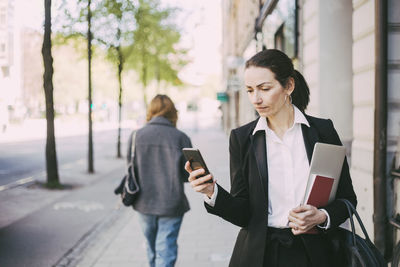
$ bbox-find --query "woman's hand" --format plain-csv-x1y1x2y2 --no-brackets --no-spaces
184,161,216,198
288,204,327,235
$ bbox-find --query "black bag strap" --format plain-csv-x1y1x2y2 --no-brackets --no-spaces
338,199,373,245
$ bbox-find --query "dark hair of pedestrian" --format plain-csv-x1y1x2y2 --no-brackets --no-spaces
245,49,310,112
147,94,178,127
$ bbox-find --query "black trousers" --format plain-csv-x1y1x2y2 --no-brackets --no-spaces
263,227,333,267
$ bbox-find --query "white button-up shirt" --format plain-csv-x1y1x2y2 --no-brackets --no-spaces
252,106,310,227
205,105,330,229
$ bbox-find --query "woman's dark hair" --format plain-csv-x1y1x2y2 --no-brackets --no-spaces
245,49,310,112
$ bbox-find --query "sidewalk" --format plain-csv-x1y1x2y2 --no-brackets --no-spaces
72,127,239,267
0,150,125,229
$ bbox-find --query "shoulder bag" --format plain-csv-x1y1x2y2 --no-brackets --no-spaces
327,199,387,267
114,131,140,206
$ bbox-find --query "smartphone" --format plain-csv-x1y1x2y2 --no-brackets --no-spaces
182,148,213,183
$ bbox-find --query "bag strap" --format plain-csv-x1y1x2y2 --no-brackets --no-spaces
130,131,136,161
126,131,137,168
338,199,373,245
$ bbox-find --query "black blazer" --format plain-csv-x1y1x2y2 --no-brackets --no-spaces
205,114,357,267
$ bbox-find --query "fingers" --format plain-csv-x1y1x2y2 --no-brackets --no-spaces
288,214,303,227
288,222,304,235
185,160,215,196
190,174,213,186
291,227,304,235
288,205,322,234
289,210,312,222
192,179,214,193
288,214,309,232
191,176,215,196
289,221,312,235
184,161,192,173
188,168,207,182
289,204,315,219
291,204,312,213
288,221,299,232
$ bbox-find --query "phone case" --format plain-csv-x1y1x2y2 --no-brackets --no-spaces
182,148,212,183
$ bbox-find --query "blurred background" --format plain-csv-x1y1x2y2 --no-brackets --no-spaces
1,0,400,266
0,0,223,139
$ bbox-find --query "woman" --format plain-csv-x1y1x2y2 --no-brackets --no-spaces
131,94,192,267
185,49,357,267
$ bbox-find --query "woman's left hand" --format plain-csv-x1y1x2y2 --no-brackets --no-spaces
288,205,327,235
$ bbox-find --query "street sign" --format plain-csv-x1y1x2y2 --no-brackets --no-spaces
217,92,228,102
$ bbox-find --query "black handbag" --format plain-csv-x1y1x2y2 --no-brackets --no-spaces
114,131,140,206
327,199,387,267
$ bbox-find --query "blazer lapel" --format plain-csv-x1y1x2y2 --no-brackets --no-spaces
250,131,268,199
301,123,320,163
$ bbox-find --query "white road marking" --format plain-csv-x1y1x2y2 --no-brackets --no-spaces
53,201,104,212
16,177,34,185
0,176,35,192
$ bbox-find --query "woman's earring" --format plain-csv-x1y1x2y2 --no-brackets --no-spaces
289,95,292,104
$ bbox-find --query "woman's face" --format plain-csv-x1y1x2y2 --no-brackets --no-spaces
244,67,292,118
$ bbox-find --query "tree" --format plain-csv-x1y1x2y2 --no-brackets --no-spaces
42,0,60,187
55,0,97,173
95,0,135,158
54,0,186,161
87,0,94,173
128,0,187,108
55,0,135,159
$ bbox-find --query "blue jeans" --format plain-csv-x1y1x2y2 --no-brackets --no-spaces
138,213,183,267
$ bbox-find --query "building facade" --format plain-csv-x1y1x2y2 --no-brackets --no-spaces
0,0,14,128
220,0,400,259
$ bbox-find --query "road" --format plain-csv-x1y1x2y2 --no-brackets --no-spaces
0,127,133,267
0,115,222,267
0,128,131,187
0,163,126,267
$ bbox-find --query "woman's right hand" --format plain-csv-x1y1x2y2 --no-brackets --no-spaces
184,161,215,198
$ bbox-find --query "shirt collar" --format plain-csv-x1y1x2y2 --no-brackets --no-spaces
252,105,310,135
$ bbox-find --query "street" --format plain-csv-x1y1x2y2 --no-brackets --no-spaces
0,125,133,266
0,164,124,267
0,116,239,267
0,128,131,187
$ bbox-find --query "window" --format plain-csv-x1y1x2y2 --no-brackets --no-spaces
274,24,284,51
262,0,298,59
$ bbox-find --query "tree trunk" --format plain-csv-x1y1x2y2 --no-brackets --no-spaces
87,0,94,173
141,51,148,109
42,0,60,187
156,57,160,94
116,42,123,158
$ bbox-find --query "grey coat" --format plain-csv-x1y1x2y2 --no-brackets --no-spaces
128,116,192,216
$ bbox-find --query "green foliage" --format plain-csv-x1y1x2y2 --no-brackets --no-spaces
93,0,135,62
127,0,188,90
53,0,187,107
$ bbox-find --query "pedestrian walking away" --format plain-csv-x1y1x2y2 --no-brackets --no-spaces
185,49,358,267
129,94,192,267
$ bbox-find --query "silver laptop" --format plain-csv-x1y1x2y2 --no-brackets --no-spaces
302,142,346,205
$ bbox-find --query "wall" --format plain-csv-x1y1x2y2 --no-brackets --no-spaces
301,0,353,152
351,0,376,235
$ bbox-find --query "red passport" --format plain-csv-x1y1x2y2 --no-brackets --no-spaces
306,175,334,207
304,175,334,234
